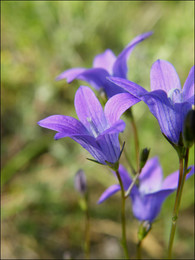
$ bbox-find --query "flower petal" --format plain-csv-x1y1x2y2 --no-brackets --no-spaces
74,86,107,134
139,157,163,194
93,49,117,74
72,135,107,164
118,164,137,192
150,60,181,93
108,77,147,97
131,189,174,222
96,133,121,164
97,184,121,204
162,165,194,190
182,66,195,103
103,80,127,98
104,92,140,125
95,121,126,163
77,68,110,90
113,31,153,78
56,68,86,82
56,133,108,165
142,90,182,144
57,67,110,90
38,115,89,136
96,120,126,139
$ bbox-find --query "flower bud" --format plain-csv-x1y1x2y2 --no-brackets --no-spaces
183,109,195,148
74,169,87,195
138,221,152,241
139,148,150,170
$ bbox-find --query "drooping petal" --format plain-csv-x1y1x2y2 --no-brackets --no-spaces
103,80,127,98
93,49,117,74
118,164,138,193
38,115,108,163
104,92,140,125
72,135,107,164
113,31,153,78
76,68,110,90
131,189,175,222
55,133,109,164
139,157,163,194
108,77,147,97
141,90,182,144
57,67,110,90
175,101,192,137
38,115,89,136
97,184,121,204
96,120,126,139
56,68,87,82
74,86,107,134
150,60,181,93
182,66,195,103
161,165,194,190
135,166,195,222
96,133,121,164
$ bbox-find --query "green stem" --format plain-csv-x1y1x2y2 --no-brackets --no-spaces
125,170,140,198
136,240,142,259
167,149,189,259
84,193,90,259
127,108,140,173
119,136,136,176
115,169,130,259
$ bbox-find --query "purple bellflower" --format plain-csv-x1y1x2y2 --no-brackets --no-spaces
38,86,136,166
56,32,153,98
109,60,195,145
98,157,194,222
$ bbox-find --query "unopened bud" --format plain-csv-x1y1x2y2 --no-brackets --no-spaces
139,148,150,170
138,221,152,241
183,109,195,148
74,169,87,195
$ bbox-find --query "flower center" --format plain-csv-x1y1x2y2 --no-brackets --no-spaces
168,88,182,104
87,117,99,138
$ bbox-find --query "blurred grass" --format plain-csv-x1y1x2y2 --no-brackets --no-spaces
1,1,194,259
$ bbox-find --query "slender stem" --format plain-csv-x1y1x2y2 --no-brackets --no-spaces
84,193,90,259
115,169,130,259
168,149,189,259
136,240,142,259
119,136,136,175
125,170,140,198
128,108,140,172
184,149,189,176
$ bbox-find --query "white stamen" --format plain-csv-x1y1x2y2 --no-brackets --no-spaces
168,88,182,104
87,117,99,138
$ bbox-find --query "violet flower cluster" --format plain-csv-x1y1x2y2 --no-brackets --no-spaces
38,31,194,229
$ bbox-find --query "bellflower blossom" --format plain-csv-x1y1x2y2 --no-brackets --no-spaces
38,86,136,165
98,157,194,222
56,32,153,98
109,60,195,145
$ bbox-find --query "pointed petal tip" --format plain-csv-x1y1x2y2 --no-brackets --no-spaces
37,119,45,127
97,199,103,204
54,133,60,140
141,31,154,38
55,75,62,81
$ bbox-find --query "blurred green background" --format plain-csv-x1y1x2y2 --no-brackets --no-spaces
1,1,194,259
